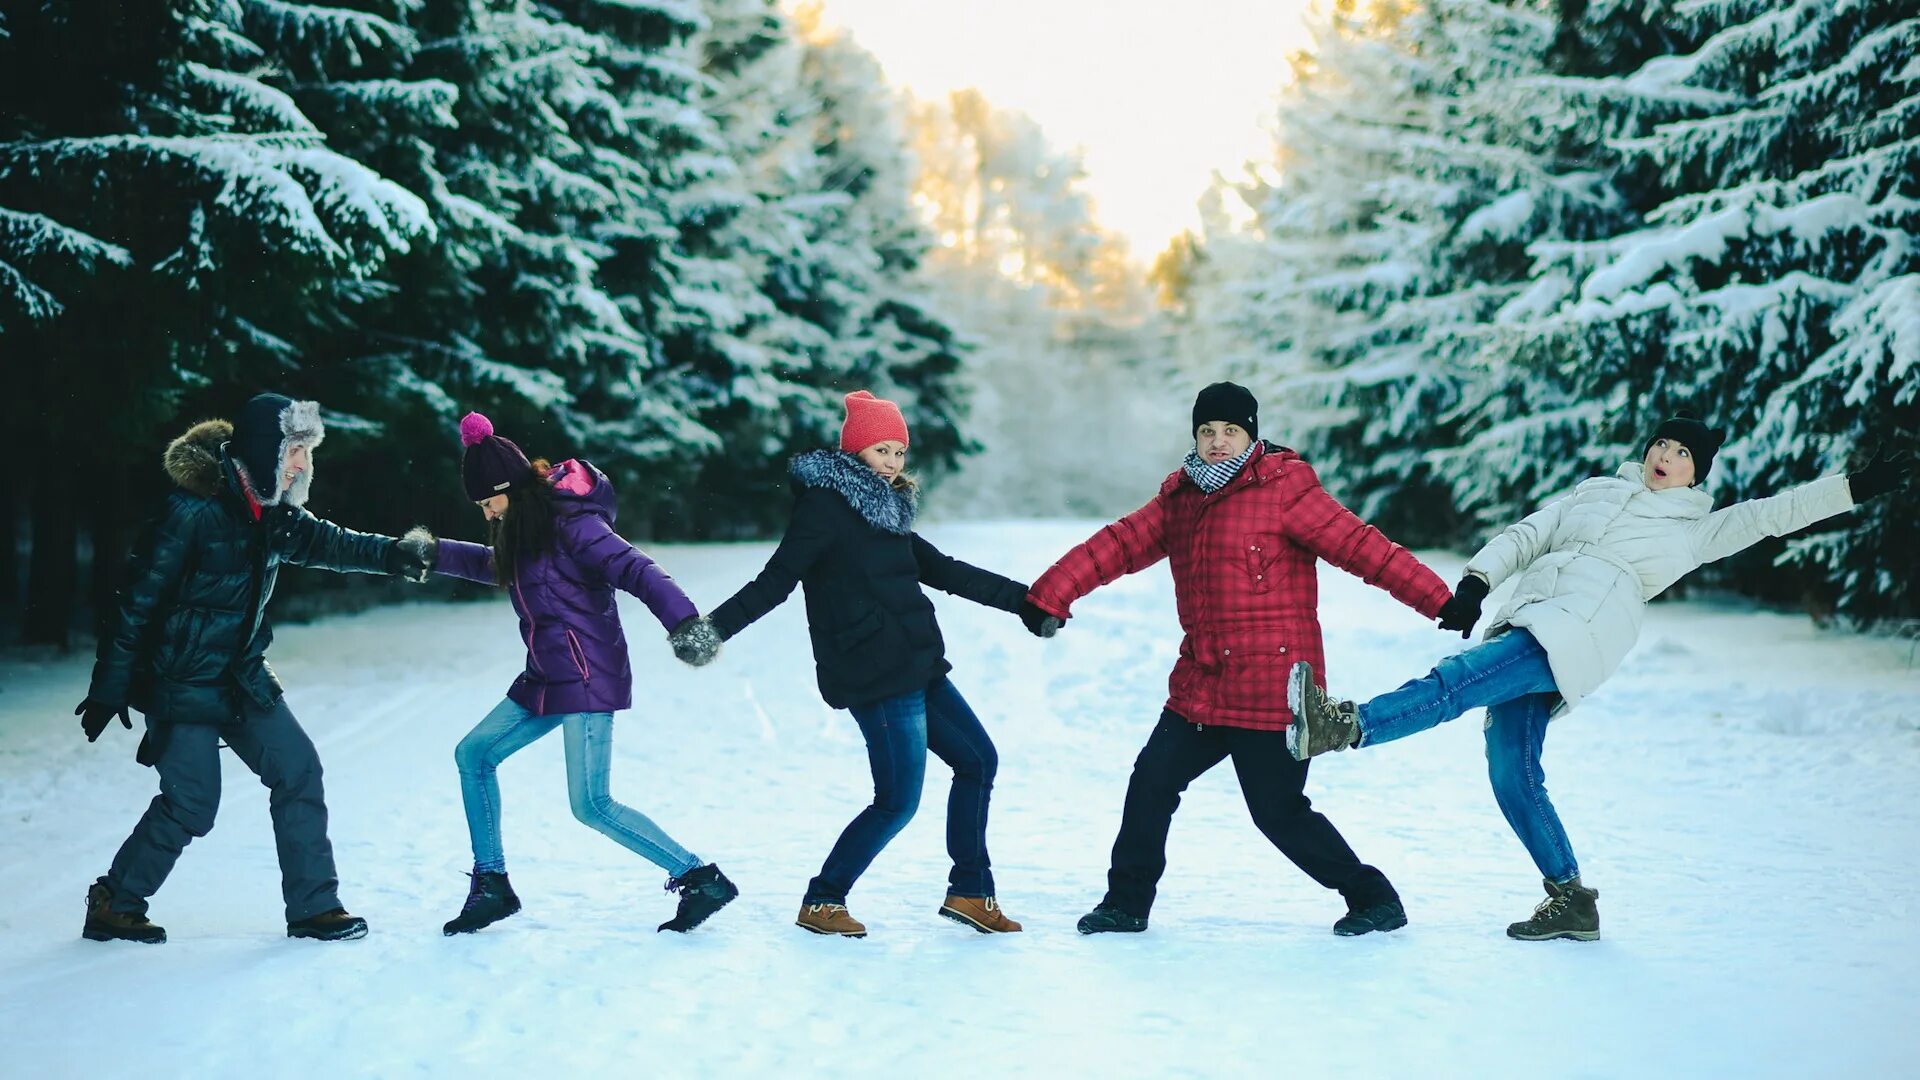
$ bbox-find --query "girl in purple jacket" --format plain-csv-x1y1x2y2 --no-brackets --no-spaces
416,413,735,936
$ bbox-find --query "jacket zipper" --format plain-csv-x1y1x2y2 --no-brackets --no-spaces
564,628,591,681
510,571,547,712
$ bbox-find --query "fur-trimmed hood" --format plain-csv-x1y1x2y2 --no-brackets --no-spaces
163,420,235,499
789,449,917,534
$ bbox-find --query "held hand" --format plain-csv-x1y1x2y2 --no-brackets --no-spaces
1019,599,1063,639
1435,575,1489,639
1848,447,1913,503
76,699,131,742
669,616,723,667
388,528,437,583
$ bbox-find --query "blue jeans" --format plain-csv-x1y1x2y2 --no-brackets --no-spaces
455,697,701,877
1356,630,1580,884
805,677,999,904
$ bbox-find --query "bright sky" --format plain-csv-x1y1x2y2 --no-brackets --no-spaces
811,0,1318,261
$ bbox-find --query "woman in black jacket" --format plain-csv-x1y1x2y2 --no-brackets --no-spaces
694,391,1057,937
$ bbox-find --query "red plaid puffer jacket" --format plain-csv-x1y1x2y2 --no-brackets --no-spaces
1028,444,1451,730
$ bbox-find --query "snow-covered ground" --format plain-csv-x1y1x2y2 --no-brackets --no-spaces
2,521,1917,1078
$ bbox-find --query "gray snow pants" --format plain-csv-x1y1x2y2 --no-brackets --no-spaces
104,695,342,922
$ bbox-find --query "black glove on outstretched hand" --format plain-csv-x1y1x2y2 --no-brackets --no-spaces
1849,448,1913,503
1436,575,1490,638
670,615,723,667
1019,599,1063,639
76,699,131,742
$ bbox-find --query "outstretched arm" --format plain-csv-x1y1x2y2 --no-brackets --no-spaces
1464,489,1577,590
1692,474,1855,565
912,534,1027,613
1026,494,1170,619
563,513,698,632
707,491,837,640
276,508,398,575
1281,463,1451,619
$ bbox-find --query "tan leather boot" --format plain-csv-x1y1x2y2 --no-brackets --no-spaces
939,894,1023,933
796,902,867,937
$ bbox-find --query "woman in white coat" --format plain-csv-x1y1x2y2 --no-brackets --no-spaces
1285,414,1910,941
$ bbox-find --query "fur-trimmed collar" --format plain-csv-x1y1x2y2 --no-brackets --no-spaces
163,420,233,498
790,449,918,534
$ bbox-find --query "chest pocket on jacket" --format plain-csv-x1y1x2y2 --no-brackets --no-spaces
1245,533,1286,593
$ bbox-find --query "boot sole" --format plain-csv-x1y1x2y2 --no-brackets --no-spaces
938,904,1020,934
289,924,369,942
795,920,866,938
82,927,165,944
658,887,739,933
1506,927,1600,942
1334,911,1408,936
445,899,524,936
1285,663,1310,760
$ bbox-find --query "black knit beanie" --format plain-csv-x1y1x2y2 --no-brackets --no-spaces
1192,382,1258,441
1646,412,1726,483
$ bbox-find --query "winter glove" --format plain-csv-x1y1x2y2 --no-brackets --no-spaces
1018,599,1063,639
387,527,437,583
1435,575,1490,638
1848,448,1913,503
669,616,723,667
76,699,131,742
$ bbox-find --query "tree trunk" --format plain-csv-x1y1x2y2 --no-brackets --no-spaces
22,475,78,649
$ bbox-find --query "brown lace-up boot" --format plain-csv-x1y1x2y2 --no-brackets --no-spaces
796,902,867,938
939,895,1023,933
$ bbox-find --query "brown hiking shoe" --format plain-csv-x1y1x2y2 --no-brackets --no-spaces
796,902,867,938
1286,660,1361,760
82,881,166,944
939,895,1023,933
1507,877,1600,942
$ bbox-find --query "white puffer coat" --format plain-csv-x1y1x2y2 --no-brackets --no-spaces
1466,462,1856,714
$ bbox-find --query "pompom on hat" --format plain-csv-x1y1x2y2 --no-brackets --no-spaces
839,390,910,454
459,411,534,501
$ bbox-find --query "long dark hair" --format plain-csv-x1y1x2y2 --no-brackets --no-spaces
490,458,557,586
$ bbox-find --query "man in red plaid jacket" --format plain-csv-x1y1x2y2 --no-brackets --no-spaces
1027,382,1453,937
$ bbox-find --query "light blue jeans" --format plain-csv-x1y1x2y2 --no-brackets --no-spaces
455,697,700,877
1355,629,1581,884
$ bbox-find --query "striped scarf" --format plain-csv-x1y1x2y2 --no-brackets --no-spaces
1183,442,1258,493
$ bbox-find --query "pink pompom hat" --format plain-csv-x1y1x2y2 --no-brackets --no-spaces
459,412,534,501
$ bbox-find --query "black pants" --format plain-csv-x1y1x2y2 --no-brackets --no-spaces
1103,709,1396,916
104,695,342,922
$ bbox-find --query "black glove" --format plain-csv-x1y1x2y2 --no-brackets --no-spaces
1435,575,1490,638
669,616,723,667
1019,599,1063,639
76,699,131,742
387,527,437,583
1849,448,1912,503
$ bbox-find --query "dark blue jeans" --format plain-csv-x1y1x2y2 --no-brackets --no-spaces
805,677,999,904
1356,629,1580,883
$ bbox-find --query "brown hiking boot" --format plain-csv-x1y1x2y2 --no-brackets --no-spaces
1286,660,1361,760
939,895,1023,934
287,908,369,941
82,881,166,944
796,902,867,938
1507,877,1600,942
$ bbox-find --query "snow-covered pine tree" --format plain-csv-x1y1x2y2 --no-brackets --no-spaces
1516,0,1920,619
0,0,433,644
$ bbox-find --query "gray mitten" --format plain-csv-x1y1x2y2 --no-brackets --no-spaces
669,616,723,667
394,526,438,584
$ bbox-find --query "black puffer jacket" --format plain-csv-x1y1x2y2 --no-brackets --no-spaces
88,420,400,723
709,450,1027,709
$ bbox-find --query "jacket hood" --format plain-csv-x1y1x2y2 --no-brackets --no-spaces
549,458,617,522
163,420,234,498
790,449,917,534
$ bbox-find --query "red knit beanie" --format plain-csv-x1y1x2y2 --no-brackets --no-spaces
839,390,910,453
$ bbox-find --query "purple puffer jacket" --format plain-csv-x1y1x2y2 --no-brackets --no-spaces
433,459,698,715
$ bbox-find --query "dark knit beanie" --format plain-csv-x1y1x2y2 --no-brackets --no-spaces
459,412,534,501
1192,382,1258,441
1646,412,1726,483
231,393,324,506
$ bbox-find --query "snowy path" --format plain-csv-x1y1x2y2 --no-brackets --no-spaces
2,521,1917,1078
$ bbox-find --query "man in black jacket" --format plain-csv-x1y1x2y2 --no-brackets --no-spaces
74,394,432,944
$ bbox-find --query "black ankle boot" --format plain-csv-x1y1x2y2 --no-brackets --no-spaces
1076,903,1149,935
658,863,738,933
443,871,522,936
